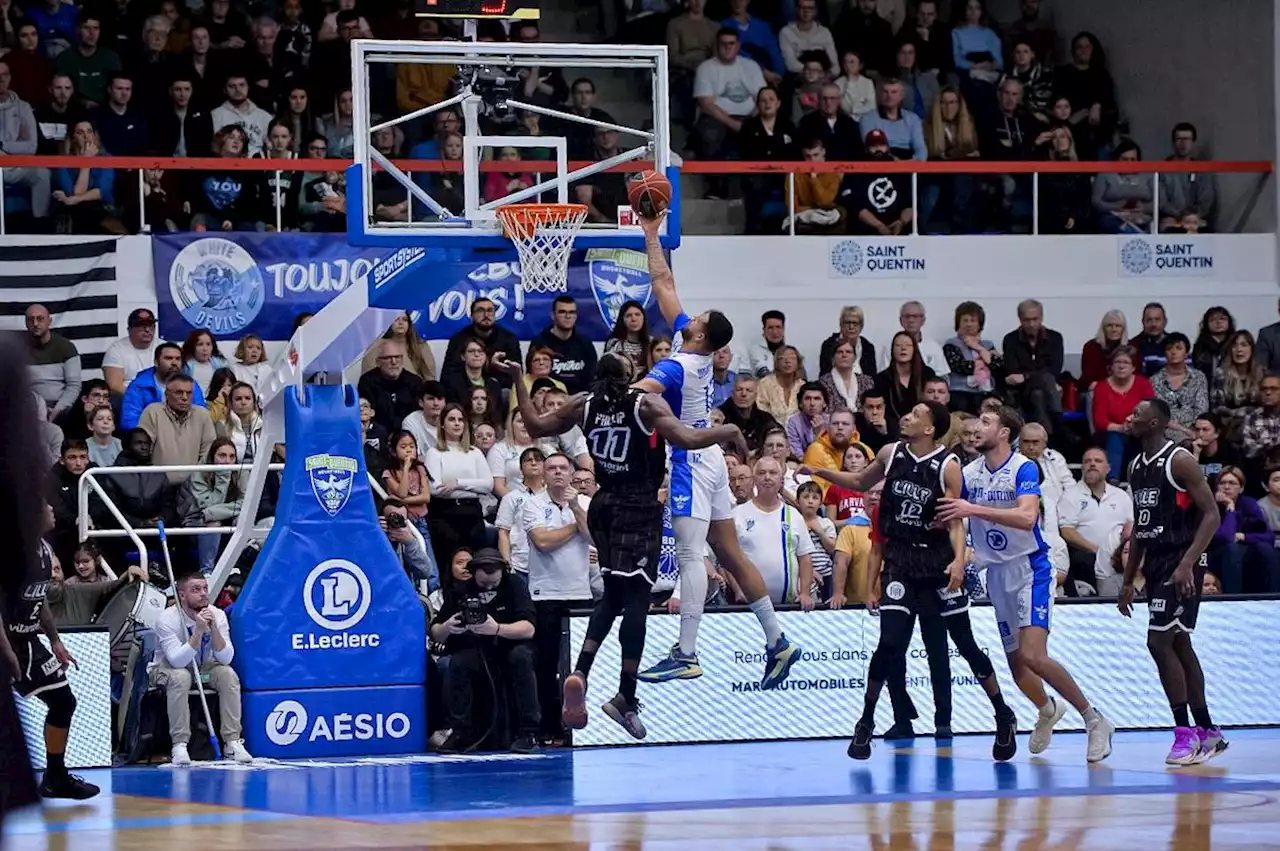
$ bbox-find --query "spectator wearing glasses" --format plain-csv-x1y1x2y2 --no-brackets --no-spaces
24,304,80,422
1239,375,1280,472
797,82,863,162
441,297,523,391
138,374,216,485
1209,467,1279,594
819,305,877,377
1159,122,1215,234
52,379,111,441
358,339,425,433
530,296,597,396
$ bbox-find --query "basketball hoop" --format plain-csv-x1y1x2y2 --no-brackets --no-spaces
496,203,589,294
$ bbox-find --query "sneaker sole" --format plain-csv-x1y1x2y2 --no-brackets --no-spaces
637,665,703,683
601,702,646,740
562,675,588,730
1166,752,1200,766
1191,741,1229,764
761,644,801,691
1029,700,1068,754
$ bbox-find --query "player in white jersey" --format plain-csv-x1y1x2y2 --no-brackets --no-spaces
937,407,1116,763
629,212,801,689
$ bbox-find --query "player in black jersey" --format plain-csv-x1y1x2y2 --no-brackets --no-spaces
493,351,747,738
1122,398,1228,765
804,402,1017,761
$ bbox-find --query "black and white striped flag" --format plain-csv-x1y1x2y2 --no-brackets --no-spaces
0,239,119,372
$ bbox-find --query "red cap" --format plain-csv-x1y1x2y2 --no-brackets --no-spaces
865,129,889,146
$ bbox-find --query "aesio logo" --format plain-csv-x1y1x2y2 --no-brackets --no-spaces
266,700,308,746
264,699,411,746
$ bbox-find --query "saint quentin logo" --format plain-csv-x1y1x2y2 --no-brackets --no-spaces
306,454,357,517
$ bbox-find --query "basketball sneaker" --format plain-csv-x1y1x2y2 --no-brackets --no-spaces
1192,727,1229,763
760,636,800,690
39,772,99,800
848,720,874,760
638,647,702,682
601,694,646,740
1166,726,1200,765
1085,710,1115,763
993,709,1018,762
561,672,588,730
1029,696,1066,754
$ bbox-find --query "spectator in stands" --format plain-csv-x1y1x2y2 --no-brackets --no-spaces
24,303,79,421
819,305,877,377
1054,32,1117,159
190,125,268,231
797,82,861,161
1128,302,1170,377
980,77,1036,164
211,74,271,156
28,0,77,57
139,374,216,484
401,380,444,457
361,313,435,381
317,0,371,42
819,337,866,410
786,381,829,458
561,77,615,161
315,87,356,161
1159,122,1215,233
204,368,235,423
1150,333,1206,443
604,300,651,376
818,442,872,526
231,334,269,391
1018,422,1074,509
276,86,311,155
701,346,732,408
55,11,120,108
1058,446,1132,596
943,300,1000,413
728,461,754,505
265,120,301,226
904,0,949,75
800,405,857,481
832,0,892,74
198,0,251,49
842,130,912,235
1239,375,1280,467
490,408,536,500
217,382,262,462
248,17,298,114
789,52,829,125
518,350,567,410
512,22,567,106
734,457,816,607
951,0,1003,77
691,27,765,161
781,0,837,77
123,15,174,114
719,375,777,450
34,74,80,155
1261,469,1280,538
737,310,787,379
0,59,51,220
442,298,522,391
154,572,253,765
430,548,539,754
120,340,200,427
54,379,110,442
180,329,229,393
358,339,425,433
426,404,493,572
153,73,213,159
1092,140,1153,234
1259,300,1280,376
894,42,938,119
1210,467,1279,593
1193,306,1235,378
1003,40,1052,123
879,301,948,375
859,78,926,160
394,21,451,124
721,0,783,81
529,296,597,395
834,50,874,120
381,498,437,591
855,389,890,452
756,345,805,422
1091,346,1151,474
1002,298,1064,435
1211,330,1263,424
45,438,93,565
178,438,242,573
919,86,980,233
1080,309,1127,392
442,338,499,407
276,0,311,66
482,146,534,206
465,388,501,455
650,337,673,364
495,447,543,575
105,427,173,528
102,309,157,399
1192,413,1239,489
382,430,431,538
1003,0,1056,66
52,120,120,233
667,0,718,128
1038,125,1091,233
922,377,964,443
173,25,219,110
874,331,933,437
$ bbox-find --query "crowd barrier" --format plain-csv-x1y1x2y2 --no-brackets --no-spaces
15,628,113,769
568,598,1280,747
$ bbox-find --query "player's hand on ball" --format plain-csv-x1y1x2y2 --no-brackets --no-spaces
637,209,667,235
490,353,521,377
1117,583,1135,617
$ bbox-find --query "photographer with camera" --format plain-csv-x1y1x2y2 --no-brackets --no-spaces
381,499,439,594
428,548,539,754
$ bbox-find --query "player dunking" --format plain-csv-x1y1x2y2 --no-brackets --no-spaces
803,402,1017,761
1122,399,1228,765
494,352,749,736
937,407,1116,762
629,213,800,688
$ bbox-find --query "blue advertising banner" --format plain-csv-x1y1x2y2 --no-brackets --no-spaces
153,233,667,342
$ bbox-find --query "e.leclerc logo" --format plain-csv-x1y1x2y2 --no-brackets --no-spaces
294,558,379,650
265,698,410,747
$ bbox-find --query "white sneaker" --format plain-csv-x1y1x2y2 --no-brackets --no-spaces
171,743,191,766
1030,697,1066,754
1085,711,1115,763
224,739,254,764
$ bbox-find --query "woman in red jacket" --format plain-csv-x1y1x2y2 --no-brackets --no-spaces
1091,346,1153,477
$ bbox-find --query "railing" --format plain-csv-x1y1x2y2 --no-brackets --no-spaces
0,155,1270,236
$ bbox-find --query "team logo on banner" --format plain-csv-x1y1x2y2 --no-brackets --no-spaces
303,559,372,631
168,237,265,335
305,453,357,516
586,248,652,329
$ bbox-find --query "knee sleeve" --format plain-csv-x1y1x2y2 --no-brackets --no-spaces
41,686,76,729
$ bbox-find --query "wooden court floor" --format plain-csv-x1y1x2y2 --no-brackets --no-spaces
7,729,1280,850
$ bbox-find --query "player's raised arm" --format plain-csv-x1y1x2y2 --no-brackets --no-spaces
640,394,747,458
490,354,585,439
800,444,892,493
639,213,683,327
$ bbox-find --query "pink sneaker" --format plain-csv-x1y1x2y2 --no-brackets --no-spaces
1166,726,1200,765
1191,726,1229,763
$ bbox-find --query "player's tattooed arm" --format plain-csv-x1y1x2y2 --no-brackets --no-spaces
641,394,747,456
490,353,585,438
801,443,891,493
638,212,682,327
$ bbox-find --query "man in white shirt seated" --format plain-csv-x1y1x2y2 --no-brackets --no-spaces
1057,447,1133,596
878,301,949,376
496,447,545,574
692,27,766,160
521,452,593,743
152,573,252,765
101,309,157,397
732,456,816,607
1019,423,1074,509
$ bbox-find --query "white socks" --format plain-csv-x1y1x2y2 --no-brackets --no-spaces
749,597,783,647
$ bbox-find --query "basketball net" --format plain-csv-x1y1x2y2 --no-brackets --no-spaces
496,203,590,294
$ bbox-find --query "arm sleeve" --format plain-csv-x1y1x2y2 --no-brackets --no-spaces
644,356,684,394
1014,460,1041,498
212,610,234,665
55,351,81,413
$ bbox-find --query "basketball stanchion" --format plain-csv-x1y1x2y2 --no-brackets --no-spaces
157,522,223,762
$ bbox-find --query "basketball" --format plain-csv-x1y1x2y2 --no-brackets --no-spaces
627,170,672,219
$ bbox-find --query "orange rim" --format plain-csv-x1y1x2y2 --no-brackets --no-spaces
496,203,589,240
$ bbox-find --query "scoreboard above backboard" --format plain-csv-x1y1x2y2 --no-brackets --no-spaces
416,0,539,19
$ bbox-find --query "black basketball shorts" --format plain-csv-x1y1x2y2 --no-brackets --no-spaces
1144,550,1205,633
588,491,664,586
9,635,68,699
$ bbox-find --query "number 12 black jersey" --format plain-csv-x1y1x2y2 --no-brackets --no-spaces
583,389,666,496
878,442,955,576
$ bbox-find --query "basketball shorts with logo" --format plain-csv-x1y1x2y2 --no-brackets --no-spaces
984,552,1055,652
9,635,68,698
588,491,665,585
669,443,733,523
878,570,946,618
1144,550,1205,633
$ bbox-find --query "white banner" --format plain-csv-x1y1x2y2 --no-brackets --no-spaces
1117,236,1218,277
569,600,1280,747
15,629,114,769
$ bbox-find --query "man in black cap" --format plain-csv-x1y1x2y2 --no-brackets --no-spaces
101,309,158,398
428,548,540,754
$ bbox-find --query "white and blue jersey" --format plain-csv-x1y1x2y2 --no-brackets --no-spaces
961,452,1054,651
644,313,732,522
